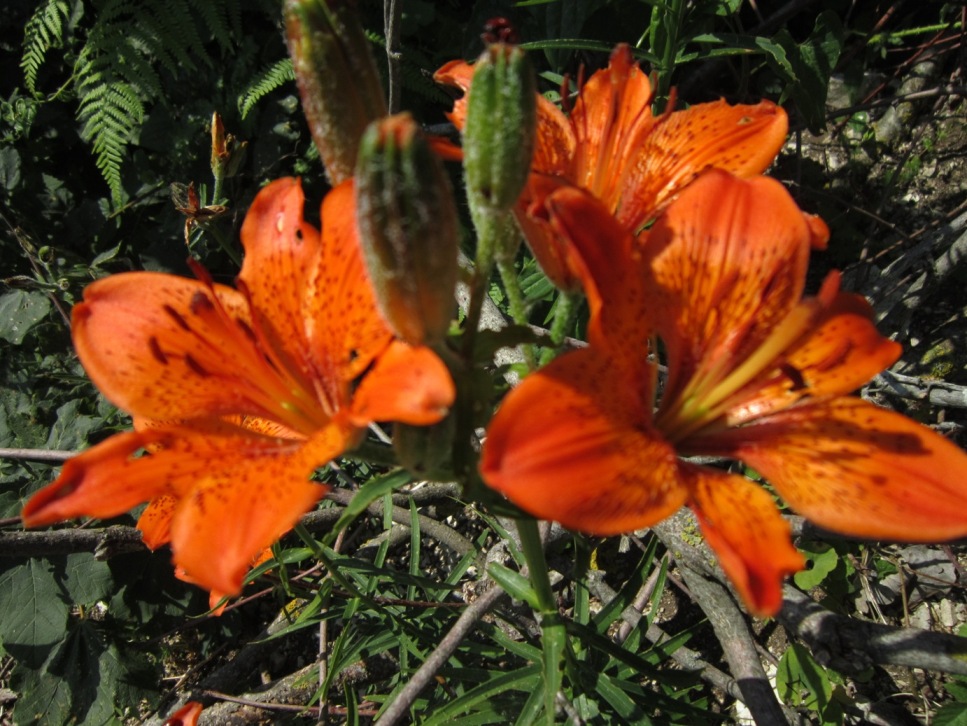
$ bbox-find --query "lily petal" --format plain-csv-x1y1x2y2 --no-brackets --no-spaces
710,398,967,541
166,423,347,595
163,701,203,726
22,430,174,525
568,45,654,200
434,59,575,175
725,283,901,424
238,177,321,382
535,184,652,363
481,349,685,535
617,99,788,232
686,466,804,616
643,170,823,407
304,180,394,396
137,495,176,549
350,340,455,427
72,273,314,428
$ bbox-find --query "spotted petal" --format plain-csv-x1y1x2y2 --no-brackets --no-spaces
685,466,804,616
304,180,394,399
24,420,346,595
168,426,343,595
350,340,455,427
481,348,685,535
643,170,828,409
616,99,788,232
238,177,322,383
567,45,655,199
724,281,901,425
71,273,321,431
533,184,652,365
708,398,967,541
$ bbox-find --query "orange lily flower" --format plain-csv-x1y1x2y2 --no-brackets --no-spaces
480,170,967,615
22,178,455,598
435,44,790,289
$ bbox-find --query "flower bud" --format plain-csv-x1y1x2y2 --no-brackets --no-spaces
210,112,246,181
355,113,459,345
463,43,536,211
284,0,387,184
211,111,227,173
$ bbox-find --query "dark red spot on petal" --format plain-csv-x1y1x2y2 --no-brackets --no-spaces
149,336,168,365
163,304,191,331
184,354,209,377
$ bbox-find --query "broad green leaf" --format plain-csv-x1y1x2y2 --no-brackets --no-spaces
13,619,119,725
770,11,845,132
0,290,51,345
777,642,832,712
946,676,967,702
794,542,840,590
62,553,118,606
0,147,21,191
935,702,967,726
0,560,69,669
46,399,103,451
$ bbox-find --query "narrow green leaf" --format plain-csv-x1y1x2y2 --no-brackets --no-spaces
325,469,412,543
488,562,541,610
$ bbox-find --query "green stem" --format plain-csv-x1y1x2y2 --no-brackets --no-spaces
496,256,537,370
655,0,684,104
461,205,498,359
538,291,579,366
517,518,565,723
211,172,226,207
516,518,555,613
454,201,513,480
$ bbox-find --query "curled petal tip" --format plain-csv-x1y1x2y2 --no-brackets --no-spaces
806,213,830,250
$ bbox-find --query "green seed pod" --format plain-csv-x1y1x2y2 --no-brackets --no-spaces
463,43,537,211
355,113,459,345
284,0,387,184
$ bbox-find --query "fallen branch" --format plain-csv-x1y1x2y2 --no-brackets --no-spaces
376,581,505,725
779,585,967,676
873,370,967,409
0,447,76,463
652,511,797,725
0,525,145,559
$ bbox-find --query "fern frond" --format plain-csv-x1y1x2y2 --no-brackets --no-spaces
195,0,236,54
75,21,150,207
21,0,71,94
77,82,144,205
238,58,295,118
